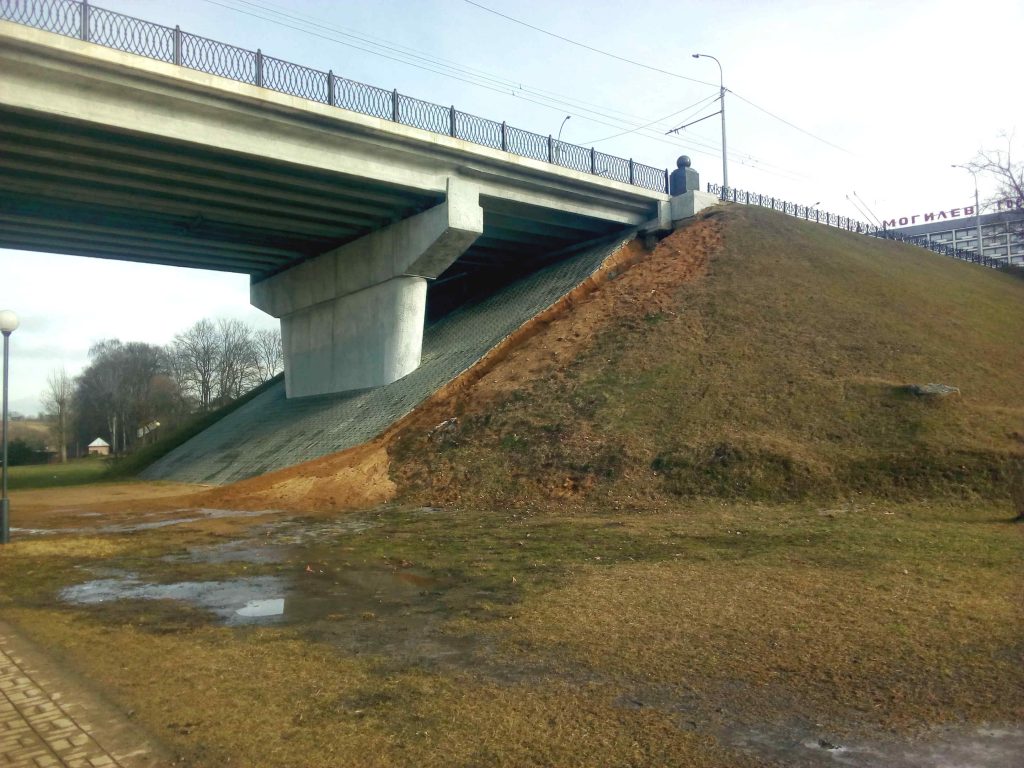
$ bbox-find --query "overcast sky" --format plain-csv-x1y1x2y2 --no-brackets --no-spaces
2,0,1021,415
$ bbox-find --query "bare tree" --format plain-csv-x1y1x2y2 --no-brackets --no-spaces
215,318,257,403
42,367,73,462
170,319,218,410
169,318,270,409
970,133,1024,246
253,326,283,383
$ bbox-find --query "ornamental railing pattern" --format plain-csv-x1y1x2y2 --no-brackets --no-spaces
0,0,670,193
708,183,1010,270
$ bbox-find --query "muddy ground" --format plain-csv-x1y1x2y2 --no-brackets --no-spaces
1,484,1021,767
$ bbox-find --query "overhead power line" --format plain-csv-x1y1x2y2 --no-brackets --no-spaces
463,0,856,157
729,92,854,155
583,93,720,145
462,0,718,87
197,0,811,182
205,0,693,131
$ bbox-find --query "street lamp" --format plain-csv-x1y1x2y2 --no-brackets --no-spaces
692,53,728,191
555,115,570,164
557,115,571,142
952,164,984,260
0,309,19,545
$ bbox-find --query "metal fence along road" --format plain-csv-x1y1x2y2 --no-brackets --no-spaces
0,0,671,193
708,183,1012,271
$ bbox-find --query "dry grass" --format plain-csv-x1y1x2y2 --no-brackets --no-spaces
1011,459,1024,519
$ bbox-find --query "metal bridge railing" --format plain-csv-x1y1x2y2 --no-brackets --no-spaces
707,183,1012,270
0,0,670,194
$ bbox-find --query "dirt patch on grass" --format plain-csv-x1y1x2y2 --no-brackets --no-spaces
9,481,208,531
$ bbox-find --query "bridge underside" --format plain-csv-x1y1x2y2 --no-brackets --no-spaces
0,108,628,290
0,21,672,397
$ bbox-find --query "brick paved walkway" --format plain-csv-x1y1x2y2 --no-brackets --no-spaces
0,625,166,767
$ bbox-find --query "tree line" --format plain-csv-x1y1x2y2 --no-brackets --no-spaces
42,318,282,461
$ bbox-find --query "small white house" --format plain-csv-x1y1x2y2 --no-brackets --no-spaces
87,438,110,457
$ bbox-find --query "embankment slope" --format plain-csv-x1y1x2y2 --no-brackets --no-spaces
390,204,1024,508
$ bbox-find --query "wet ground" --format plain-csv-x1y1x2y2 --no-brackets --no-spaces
12,506,278,536
12,504,1023,767
723,722,1024,767
54,507,489,667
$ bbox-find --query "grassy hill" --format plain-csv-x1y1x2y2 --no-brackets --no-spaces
8,418,50,447
390,204,1024,508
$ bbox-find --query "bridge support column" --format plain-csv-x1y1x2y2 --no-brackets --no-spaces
251,178,482,397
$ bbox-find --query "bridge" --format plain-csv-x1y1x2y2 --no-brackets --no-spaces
0,1,715,398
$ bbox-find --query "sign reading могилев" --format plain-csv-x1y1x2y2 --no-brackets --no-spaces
884,197,1024,228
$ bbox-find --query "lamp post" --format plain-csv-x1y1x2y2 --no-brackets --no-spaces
555,115,570,164
692,53,727,191
952,164,984,260
0,309,19,545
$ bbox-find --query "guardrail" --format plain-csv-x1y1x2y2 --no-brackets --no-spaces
0,0,670,193
708,183,1012,270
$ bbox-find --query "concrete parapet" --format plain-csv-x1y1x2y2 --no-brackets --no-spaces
670,190,720,222
252,177,483,397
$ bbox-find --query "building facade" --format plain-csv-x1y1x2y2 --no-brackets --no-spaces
892,205,1024,267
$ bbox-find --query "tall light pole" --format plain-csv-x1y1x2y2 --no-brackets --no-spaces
693,53,727,191
0,309,19,545
952,164,984,260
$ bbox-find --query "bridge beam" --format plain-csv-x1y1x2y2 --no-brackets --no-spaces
251,178,483,397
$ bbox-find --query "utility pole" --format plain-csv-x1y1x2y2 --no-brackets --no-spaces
693,53,727,191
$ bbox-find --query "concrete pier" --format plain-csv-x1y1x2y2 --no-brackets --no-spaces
251,178,483,396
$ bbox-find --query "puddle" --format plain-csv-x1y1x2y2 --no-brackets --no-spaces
13,508,280,537
257,515,379,545
235,598,285,618
60,574,287,626
161,513,384,567
724,723,1024,767
56,507,494,669
164,540,287,565
61,564,444,630
10,527,60,536
95,508,279,533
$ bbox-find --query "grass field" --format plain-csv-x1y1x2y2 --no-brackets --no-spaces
7,458,111,490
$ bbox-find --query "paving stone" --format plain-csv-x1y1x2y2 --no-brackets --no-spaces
0,640,123,768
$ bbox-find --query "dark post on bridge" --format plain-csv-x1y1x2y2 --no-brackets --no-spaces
669,156,699,196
